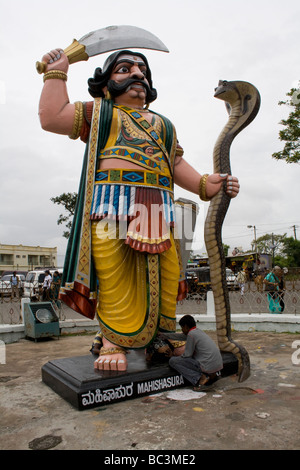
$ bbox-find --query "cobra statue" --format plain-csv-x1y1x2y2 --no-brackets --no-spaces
204,80,261,382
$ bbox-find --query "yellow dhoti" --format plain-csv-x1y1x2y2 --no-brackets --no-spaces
91,220,180,349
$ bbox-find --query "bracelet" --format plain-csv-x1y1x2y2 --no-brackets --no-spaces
69,101,84,140
43,70,68,82
199,174,211,201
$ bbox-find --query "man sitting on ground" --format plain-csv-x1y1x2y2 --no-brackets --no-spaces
169,314,223,391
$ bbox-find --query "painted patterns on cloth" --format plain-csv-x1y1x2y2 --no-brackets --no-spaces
90,103,177,254
91,221,178,348
99,105,171,175
115,105,170,172
59,97,184,327
94,168,172,190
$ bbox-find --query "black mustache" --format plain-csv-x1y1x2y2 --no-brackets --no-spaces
107,78,147,93
107,78,157,103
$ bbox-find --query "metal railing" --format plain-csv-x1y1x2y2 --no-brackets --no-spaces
0,281,66,324
1,279,300,325
176,280,300,316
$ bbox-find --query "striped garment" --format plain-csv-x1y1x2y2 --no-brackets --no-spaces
90,183,175,226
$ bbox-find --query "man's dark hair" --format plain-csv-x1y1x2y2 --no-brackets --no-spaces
87,49,157,103
179,315,196,329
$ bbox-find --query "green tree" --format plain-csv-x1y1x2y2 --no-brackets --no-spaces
282,237,300,267
256,233,300,267
256,233,286,258
50,192,77,239
223,244,230,257
272,82,300,163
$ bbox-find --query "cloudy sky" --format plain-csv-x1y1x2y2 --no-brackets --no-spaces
0,0,299,265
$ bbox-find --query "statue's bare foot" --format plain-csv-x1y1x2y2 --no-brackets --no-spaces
94,338,128,371
94,352,127,371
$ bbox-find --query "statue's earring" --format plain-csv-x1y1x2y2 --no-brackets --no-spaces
144,103,149,110
105,90,112,100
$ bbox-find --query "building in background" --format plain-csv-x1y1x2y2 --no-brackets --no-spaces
0,244,57,274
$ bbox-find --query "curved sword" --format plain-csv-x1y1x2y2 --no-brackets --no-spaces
36,24,169,73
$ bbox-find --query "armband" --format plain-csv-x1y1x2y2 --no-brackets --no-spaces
69,101,84,140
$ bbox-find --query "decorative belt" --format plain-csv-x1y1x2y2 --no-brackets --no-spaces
95,168,173,191
99,147,165,172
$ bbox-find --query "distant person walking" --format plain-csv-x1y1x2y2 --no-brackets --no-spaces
51,271,61,299
42,270,52,301
263,266,282,313
11,272,19,298
278,267,287,312
236,269,246,295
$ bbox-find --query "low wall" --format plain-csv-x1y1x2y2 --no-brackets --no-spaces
0,319,99,344
176,313,300,334
0,292,299,344
1,313,300,344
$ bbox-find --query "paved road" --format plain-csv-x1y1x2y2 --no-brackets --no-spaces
0,330,299,451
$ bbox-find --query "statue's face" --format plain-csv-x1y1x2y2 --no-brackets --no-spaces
108,53,150,105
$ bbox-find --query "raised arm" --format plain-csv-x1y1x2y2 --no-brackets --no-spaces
38,49,76,136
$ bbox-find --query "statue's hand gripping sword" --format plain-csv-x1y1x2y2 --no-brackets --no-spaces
36,24,169,74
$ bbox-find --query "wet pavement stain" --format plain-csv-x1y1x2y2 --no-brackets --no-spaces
225,412,245,421
224,387,258,395
28,435,62,450
0,376,20,382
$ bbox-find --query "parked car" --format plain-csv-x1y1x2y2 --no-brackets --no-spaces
0,274,26,297
1,270,27,278
23,269,63,300
226,269,238,290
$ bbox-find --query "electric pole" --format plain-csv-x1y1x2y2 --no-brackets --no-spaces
290,225,298,240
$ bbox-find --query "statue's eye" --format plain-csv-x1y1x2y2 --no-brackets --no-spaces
117,66,129,73
223,80,228,86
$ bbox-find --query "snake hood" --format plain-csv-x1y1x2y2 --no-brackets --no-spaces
214,80,261,134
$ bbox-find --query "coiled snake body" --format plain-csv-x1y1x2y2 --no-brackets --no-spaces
205,80,261,382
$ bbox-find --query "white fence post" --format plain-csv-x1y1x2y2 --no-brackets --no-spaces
207,291,215,317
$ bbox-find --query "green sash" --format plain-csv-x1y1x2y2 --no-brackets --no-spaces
59,98,113,318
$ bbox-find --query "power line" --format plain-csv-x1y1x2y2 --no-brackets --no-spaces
223,222,300,229
222,225,297,241
224,222,298,233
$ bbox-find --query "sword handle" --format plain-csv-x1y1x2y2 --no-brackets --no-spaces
36,61,47,74
36,40,89,74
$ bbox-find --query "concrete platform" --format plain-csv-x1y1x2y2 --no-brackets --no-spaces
41,350,238,410
42,352,187,410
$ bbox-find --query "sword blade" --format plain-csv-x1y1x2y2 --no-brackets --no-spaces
36,25,168,73
80,25,169,56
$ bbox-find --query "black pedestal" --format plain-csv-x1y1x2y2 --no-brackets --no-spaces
42,351,238,410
